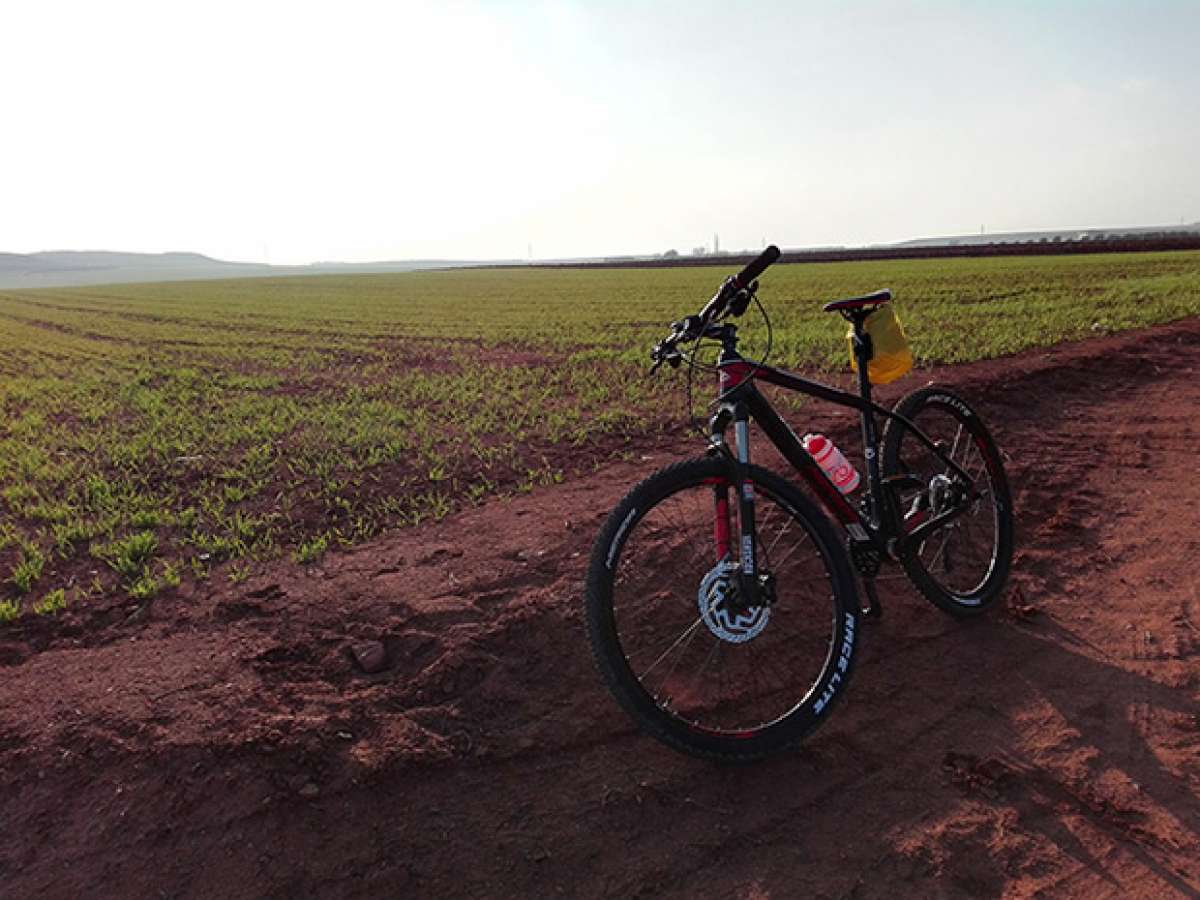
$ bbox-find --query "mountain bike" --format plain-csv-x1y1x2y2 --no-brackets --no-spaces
584,246,1014,761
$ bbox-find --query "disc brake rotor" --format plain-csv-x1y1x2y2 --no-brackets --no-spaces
698,561,769,643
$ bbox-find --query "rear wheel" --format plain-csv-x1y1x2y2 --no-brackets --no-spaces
881,387,1014,616
584,457,859,762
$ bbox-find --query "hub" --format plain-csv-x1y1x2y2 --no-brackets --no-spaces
928,473,958,515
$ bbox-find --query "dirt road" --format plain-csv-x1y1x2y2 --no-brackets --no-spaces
3,319,1199,898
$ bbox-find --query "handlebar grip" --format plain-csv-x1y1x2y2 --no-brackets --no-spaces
674,315,704,339
733,245,781,288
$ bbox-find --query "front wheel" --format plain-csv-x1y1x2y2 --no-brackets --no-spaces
584,457,860,762
881,386,1014,616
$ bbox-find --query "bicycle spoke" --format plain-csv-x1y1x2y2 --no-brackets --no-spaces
946,423,964,472
652,615,706,705
765,530,817,573
923,525,955,573
639,612,709,683
764,515,799,558
658,495,718,569
686,637,723,714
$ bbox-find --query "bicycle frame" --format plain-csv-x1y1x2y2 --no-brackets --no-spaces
705,323,977,597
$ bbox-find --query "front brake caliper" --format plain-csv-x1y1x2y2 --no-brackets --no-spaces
756,571,776,607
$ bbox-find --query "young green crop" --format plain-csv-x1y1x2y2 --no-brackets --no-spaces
0,250,1197,612
33,588,67,615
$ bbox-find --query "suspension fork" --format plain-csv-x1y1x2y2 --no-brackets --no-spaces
712,488,732,561
708,406,733,562
708,402,764,605
715,403,763,607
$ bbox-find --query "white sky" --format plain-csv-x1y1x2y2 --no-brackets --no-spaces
3,0,1198,263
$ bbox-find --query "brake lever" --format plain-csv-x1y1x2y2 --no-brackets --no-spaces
648,341,683,376
649,305,711,376
648,356,682,376
673,315,704,339
728,279,758,317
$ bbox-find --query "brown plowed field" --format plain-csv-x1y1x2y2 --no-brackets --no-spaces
3,320,1200,899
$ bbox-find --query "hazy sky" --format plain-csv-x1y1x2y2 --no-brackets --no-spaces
4,1,1198,263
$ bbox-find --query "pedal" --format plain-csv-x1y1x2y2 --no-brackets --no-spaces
861,579,882,619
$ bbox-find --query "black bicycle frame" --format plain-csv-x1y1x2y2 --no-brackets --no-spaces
707,325,976,592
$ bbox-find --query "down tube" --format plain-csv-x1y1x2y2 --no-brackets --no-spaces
743,387,860,527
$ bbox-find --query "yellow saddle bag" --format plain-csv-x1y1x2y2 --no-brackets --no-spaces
847,305,913,385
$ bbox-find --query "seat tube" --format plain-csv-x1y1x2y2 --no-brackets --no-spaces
732,403,759,579
854,326,884,525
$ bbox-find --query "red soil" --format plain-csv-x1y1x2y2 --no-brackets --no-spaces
3,319,1200,898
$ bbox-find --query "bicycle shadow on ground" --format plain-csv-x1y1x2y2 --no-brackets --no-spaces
679,605,1200,899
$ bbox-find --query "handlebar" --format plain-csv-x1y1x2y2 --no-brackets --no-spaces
734,244,781,289
649,244,782,372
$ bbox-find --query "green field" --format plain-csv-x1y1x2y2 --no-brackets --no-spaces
2,250,1198,617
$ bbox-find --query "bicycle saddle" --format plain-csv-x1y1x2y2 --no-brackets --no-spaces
822,289,892,313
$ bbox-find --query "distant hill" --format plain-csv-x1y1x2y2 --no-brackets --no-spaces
893,222,1200,249
0,251,509,290
0,251,271,289
3,223,1198,289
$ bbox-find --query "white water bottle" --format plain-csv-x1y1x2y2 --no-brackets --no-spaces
804,433,860,494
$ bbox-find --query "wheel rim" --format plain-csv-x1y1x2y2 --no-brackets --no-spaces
894,405,1003,599
608,475,840,736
